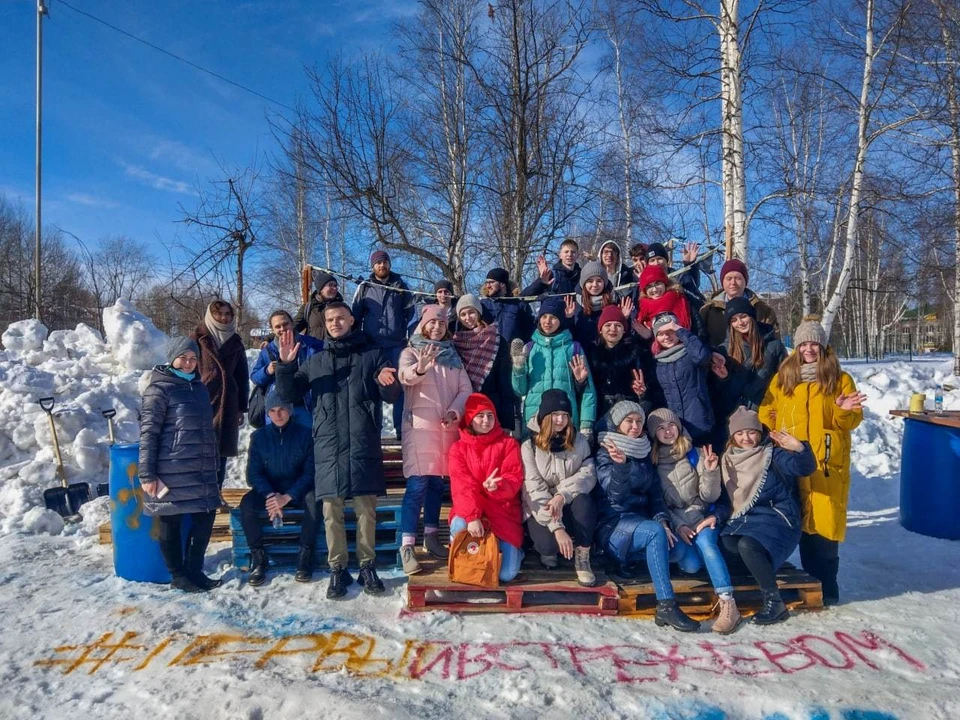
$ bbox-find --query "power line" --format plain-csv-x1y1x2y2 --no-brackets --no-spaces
56,0,295,112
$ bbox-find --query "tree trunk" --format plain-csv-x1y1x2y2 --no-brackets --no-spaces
938,0,960,375
720,0,747,260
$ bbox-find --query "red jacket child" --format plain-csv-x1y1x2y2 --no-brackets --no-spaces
637,264,693,331
448,393,525,548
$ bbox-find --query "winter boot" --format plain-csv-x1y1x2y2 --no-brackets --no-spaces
327,565,350,599
295,546,314,583
401,545,422,575
248,549,268,587
186,528,220,590
358,563,386,595
539,554,559,570
712,595,742,635
753,590,789,625
170,574,204,593
654,599,700,633
423,533,448,560
573,547,597,587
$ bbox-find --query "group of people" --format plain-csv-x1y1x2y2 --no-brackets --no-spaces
137,242,866,635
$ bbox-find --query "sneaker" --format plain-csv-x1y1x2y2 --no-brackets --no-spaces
400,545,422,575
423,533,448,560
358,564,385,595
712,596,742,634
573,547,597,587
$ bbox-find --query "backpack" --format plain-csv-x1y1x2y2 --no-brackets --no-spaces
448,522,501,588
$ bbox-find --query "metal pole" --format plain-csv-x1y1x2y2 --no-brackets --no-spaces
35,0,47,322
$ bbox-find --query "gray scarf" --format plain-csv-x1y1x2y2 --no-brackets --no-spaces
721,444,773,519
203,305,237,350
598,430,651,459
656,343,688,364
800,363,818,383
408,333,463,369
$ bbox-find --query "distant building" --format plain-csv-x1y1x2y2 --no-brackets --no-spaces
888,306,949,354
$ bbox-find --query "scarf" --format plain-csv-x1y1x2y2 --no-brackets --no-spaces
598,430,651,459
204,306,237,350
656,343,688,364
721,444,773,519
453,324,501,390
588,296,604,311
169,367,195,381
639,288,692,329
549,433,569,452
800,363,818,383
408,333,463,369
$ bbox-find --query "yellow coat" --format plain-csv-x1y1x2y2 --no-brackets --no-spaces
759,371,862,542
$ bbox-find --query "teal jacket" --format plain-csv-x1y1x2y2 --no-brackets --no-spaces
512,329,597,432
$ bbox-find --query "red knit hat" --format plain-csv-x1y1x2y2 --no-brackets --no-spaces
640,264,669,290
720,258,749,284
462,393,498,428
598,305,626,330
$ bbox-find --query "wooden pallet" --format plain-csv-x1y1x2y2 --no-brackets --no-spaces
615,565,823,619
406,557,620,615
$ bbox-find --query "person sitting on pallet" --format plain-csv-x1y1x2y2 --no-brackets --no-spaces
275,301,401,599
240,391,317,587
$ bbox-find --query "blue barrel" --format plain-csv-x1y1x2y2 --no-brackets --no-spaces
900,419,960,540
109,443,171,583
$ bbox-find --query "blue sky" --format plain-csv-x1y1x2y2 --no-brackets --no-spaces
0,0,416,253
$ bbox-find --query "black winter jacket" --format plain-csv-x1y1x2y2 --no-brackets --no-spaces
245,421,315,502
481,295,534,343
275,330,400,499
586,336,662,419
139,367,220,516
521,262,582,297
352,272,415,349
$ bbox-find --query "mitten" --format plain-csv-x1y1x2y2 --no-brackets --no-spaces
510,338,528,370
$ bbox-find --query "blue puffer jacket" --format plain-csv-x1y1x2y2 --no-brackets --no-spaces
245,421,315,502
139,367,220,516
717,443,817,569
352,272,416,349
593,445,668,563
250,334,324,421
655,328,715,444
512,329,597,432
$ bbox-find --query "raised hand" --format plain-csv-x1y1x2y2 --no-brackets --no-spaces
603,440,626,464
710,352,728,379
677,525,696,545
631,369,646,397
769,430,804,452
536,255,552,282
569,354,589,384
483,468,502,493
564,294,577,318
633,319,652,339
702,444,719,471
681,242,700,264
658,320,681,334
836,392,867,411
376,367,397,386
510,338,528,370
416,344,441,374
546,494,565,521
277,328,301,364
619,296,634,319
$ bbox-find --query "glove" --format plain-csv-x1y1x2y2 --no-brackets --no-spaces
510,338,528,370
581,428,593,444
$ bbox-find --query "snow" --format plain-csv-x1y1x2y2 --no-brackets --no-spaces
1,307,959,719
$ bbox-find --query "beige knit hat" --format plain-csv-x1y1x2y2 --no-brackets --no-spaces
646,407,681,437
793,315,827,347
728,406,762,435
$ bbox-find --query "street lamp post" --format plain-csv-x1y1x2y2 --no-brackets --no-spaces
35,0,48,321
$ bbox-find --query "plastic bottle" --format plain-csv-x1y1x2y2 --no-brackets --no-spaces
268,493,283,528
935,385,944,413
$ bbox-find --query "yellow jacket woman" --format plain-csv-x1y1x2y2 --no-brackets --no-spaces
758,316,866,605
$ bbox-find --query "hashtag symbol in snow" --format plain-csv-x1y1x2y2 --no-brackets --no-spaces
34,632,146,675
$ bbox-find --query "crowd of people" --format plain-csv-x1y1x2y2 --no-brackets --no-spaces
137,241,866,635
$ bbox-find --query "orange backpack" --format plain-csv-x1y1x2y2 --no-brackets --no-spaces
447,523,502,588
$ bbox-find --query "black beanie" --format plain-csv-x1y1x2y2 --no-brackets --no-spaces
724,295,757,324
486,267,510,285
314,271,336,291
435,279,454,293
537,388,573,423
646,242,669,261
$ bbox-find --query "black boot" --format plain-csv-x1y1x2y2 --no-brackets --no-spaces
753,590,789,625
327,565,352,599
185,515,220,591
358,563,385,595
248,549,268,587
295,546,314,583
171,574,203,593
654,599,700,632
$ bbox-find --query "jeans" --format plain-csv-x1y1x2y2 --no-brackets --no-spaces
669,526,733,594
400,475,444,538
384,346,404,440
239,490,318,551
614,519,674,600
450,515,523,582
525,494,597,556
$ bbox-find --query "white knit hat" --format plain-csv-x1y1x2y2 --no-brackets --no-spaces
793,315,827,347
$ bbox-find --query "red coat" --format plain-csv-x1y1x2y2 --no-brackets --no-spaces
448,426,525,548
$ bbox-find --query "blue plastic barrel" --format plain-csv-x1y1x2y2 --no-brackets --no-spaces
900,418,960,540
109,443,171,582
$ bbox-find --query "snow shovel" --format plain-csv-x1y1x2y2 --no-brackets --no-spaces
39,397,90,522
95,409,117,497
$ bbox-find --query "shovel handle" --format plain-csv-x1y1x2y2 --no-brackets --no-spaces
39,397,55,413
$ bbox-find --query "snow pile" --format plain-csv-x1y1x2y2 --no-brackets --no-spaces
1,319,48,353
102,299,169,371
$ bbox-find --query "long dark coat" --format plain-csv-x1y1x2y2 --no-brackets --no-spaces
139,367,220,516
274,329,400,499
192,326,249,458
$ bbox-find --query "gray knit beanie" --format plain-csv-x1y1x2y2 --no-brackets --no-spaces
651,312,679,334
456,293,483,317
265,389,293,413
166,336,200,365
646,407,682,437
728,406,762,435
579,260,608,290
609,400,645,428
793,316,827,348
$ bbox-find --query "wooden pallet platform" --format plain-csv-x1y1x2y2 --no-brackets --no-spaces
406,557,620,615
615,565,823,619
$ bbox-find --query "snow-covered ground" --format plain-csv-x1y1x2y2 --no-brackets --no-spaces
0,307,958,719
